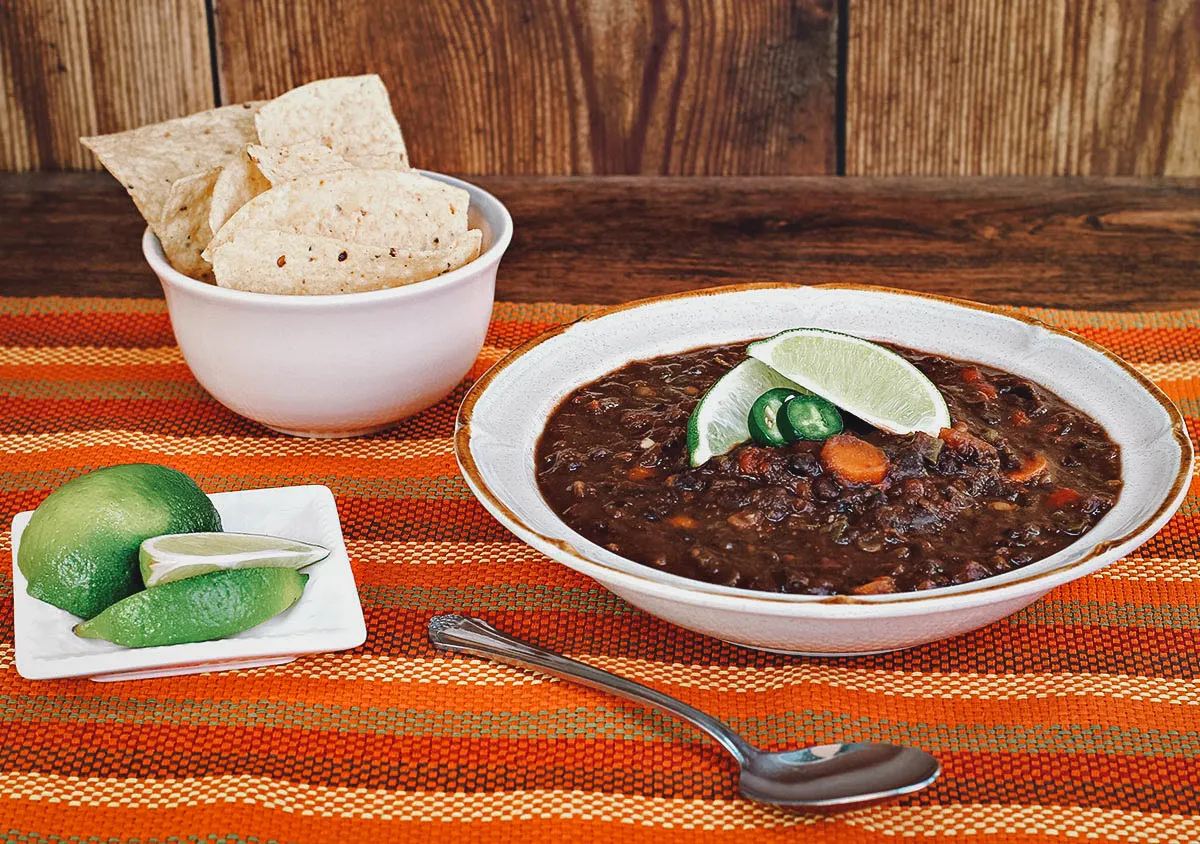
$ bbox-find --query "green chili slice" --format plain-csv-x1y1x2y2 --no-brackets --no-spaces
747,388,800,447
779,394,844,441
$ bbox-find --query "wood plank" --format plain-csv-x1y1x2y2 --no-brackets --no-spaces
213,0,837,175
3,173,1198,310
0,0,214,171
847,0,1200,176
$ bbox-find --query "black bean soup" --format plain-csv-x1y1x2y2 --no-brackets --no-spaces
535,342,1122,595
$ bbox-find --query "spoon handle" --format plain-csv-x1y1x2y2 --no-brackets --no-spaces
429,614,754,763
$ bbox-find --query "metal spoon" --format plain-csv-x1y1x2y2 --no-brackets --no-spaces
428,614,940,811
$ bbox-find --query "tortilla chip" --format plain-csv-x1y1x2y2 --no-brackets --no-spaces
209,229,483,295
209,148,271,236
156,168,221,280
254,75,409,170
204,169,470,260
81,102,263,225
247,141,353,186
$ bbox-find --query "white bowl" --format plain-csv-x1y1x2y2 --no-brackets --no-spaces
457,284,1192,655
144,171,513,437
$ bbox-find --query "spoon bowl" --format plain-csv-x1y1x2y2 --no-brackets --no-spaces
740,742,940,808
429,614,940,810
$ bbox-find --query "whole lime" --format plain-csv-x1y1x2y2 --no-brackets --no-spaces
17,464,222,619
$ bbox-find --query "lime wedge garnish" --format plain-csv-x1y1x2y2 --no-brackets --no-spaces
139,532,329,587
747,328,951,436
687,359,808,467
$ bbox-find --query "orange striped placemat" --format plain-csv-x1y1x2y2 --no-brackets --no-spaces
0,297,1197,843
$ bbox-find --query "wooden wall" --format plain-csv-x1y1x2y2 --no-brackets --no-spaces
847,0,1200,176
0,0,213,171
2,0,1198,175
214,0,836,175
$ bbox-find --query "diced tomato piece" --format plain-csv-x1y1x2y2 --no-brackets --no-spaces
960,366,997,397
939,427,990,453
1012,410,1030,426
939,428,975,449
737,447,774,476
627,465,656,480
1046,487,1082,509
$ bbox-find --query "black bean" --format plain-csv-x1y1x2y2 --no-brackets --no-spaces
786,452,823,477
1050,509,1090,534
1081,494,1115,516
781,573,811,593
855,531,884,553
813,476,842,500
954,561,991,583
728,510,764,530
666,473,706,492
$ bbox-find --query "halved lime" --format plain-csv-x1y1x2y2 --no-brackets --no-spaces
139,532,329,587
17,463,221,619
687,359,808,466
747,328,951,436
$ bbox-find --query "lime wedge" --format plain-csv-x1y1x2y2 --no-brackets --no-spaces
687,359,808,466
747,328,951,436
139,532,329,587
76,568,308,647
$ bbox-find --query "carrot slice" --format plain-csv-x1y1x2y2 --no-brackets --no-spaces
820,434,889,484
627,465,656,480
1046,487,1081,509
1006,453,1049,483
667,515,699,529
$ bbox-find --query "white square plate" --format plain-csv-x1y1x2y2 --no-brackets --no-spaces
11,484,366,681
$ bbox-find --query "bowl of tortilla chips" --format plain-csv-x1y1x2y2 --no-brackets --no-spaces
84,75,513,437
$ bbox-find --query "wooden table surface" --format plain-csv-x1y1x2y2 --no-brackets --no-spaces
2,173,1198,310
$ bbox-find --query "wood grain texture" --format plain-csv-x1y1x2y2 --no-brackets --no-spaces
4,172,1198,310
213,0,837,175
847,0,1200,176
0,0,214,171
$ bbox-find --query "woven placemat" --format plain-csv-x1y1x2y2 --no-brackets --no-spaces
0,297,1197,843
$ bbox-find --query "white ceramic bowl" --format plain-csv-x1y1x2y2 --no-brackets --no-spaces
144,171,513,437
457,284,1192,655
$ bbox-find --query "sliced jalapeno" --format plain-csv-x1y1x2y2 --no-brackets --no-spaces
779,394,844,441
747,388,800,447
